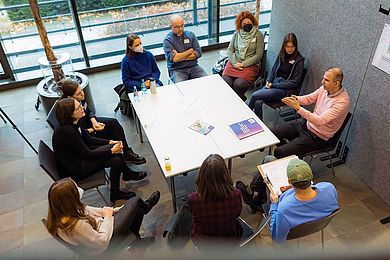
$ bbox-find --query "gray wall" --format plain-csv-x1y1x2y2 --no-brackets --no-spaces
267,0,390,204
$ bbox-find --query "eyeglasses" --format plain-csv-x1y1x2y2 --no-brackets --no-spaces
76,104,84,111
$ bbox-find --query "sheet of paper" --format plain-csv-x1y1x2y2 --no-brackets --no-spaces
259,155,298,196
372,24,390,75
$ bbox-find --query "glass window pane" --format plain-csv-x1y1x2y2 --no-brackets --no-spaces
0,0,86,80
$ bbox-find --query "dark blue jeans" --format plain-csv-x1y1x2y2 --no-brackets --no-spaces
248,86,287,120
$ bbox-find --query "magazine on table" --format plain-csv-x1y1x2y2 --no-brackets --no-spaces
189,120,214,135
229,118,264,140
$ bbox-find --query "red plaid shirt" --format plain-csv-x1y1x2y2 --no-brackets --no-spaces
188,189,243,239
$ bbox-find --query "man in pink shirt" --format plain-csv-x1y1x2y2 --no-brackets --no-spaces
235,67,350,214
272,67,351,158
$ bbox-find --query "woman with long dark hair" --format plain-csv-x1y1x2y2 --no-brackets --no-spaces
188,154,243,243
121,33,163,92
60,78,146,165
47,178,159,255
248,32,305,120
52,98,147,202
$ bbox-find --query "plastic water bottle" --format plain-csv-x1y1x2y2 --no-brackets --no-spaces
150,77,157,94
133,86,140,102
141,79,147,96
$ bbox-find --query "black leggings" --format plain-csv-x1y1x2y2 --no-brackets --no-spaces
222,75,250,101
75,145,130,193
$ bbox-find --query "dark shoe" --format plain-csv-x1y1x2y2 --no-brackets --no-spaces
123,149,146,165
236,181,253,206
110,190,136,202
143,191,160,214
123,170,147,181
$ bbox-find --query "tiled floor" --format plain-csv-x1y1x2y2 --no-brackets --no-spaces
1,49,390,259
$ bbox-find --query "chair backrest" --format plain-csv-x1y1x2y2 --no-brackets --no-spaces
46,100,60,130
327,112,352,148
286,208,341,240
38,140,61,182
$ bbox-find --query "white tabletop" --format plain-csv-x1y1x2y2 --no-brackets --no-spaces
129,74,279,178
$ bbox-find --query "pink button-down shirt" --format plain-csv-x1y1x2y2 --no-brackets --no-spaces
297,86,351,141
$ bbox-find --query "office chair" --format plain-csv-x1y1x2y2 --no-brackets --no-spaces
264,67,308,127
46,100,59,130
41,218,86,259
38,140,110,205
302,112,352,176
286,208,341,253
239,215,271,247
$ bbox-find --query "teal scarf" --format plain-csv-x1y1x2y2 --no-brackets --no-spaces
235,27,257,61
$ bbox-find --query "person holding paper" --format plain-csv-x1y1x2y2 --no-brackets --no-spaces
46,178,160,255
163,15,207,83
271,67,350,158
268,158,338,243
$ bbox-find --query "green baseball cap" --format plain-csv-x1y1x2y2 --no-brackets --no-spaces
287,158,313,183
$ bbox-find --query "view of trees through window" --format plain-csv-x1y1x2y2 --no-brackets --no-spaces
0,0,272,81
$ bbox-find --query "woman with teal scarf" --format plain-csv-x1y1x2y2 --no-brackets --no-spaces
222,11,264,101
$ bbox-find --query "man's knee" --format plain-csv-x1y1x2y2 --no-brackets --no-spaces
171,71,187,83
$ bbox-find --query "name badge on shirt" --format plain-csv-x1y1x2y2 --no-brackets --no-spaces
289,59,295,64
251,37,256,43
184,39,190,44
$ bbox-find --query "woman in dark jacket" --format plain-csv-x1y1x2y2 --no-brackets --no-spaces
248,33,305,120
60,78,145,165
52,98,147,202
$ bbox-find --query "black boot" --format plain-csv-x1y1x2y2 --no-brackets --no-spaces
143,191,160,214
123,148,146,165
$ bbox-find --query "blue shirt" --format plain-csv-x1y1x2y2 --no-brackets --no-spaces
163,30,202,71
269,182,338,243
121,50,161,91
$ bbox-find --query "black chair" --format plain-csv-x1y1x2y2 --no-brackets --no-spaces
38,140,110,205
302,112,352,176
264,67,308,126
41,218,86,259
286,208,341,252
46,100,60,130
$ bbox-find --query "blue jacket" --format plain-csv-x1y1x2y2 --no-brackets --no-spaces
121,50,161,91
267,53,305,96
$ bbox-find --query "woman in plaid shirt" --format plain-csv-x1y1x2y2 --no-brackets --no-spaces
188,154,243,244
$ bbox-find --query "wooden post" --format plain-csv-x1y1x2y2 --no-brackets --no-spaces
28,0,64,83
255,0,261,24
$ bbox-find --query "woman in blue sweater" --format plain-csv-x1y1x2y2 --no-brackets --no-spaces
121,33,163,92
247,33,305,120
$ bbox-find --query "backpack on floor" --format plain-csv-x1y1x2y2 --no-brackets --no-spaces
114,84,133,118
212,50,229,76
162,201,192,248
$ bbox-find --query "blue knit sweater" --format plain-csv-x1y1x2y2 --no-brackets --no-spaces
121,50,161,91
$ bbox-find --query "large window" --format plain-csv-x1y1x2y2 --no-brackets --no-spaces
0,0,272,84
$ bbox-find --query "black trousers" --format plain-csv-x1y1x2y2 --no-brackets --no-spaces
80,116,131,151
106,197,147,253
76,145,130,194
270,119,329,159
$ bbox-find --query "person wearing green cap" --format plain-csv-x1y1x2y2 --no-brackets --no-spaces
268,158,338,243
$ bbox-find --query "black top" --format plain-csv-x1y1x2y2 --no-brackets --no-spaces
276,54,293,80
52,124,111,180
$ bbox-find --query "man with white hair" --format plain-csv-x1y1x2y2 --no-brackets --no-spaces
163,15,207,83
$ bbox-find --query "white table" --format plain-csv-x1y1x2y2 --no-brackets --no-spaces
129,74,279,211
